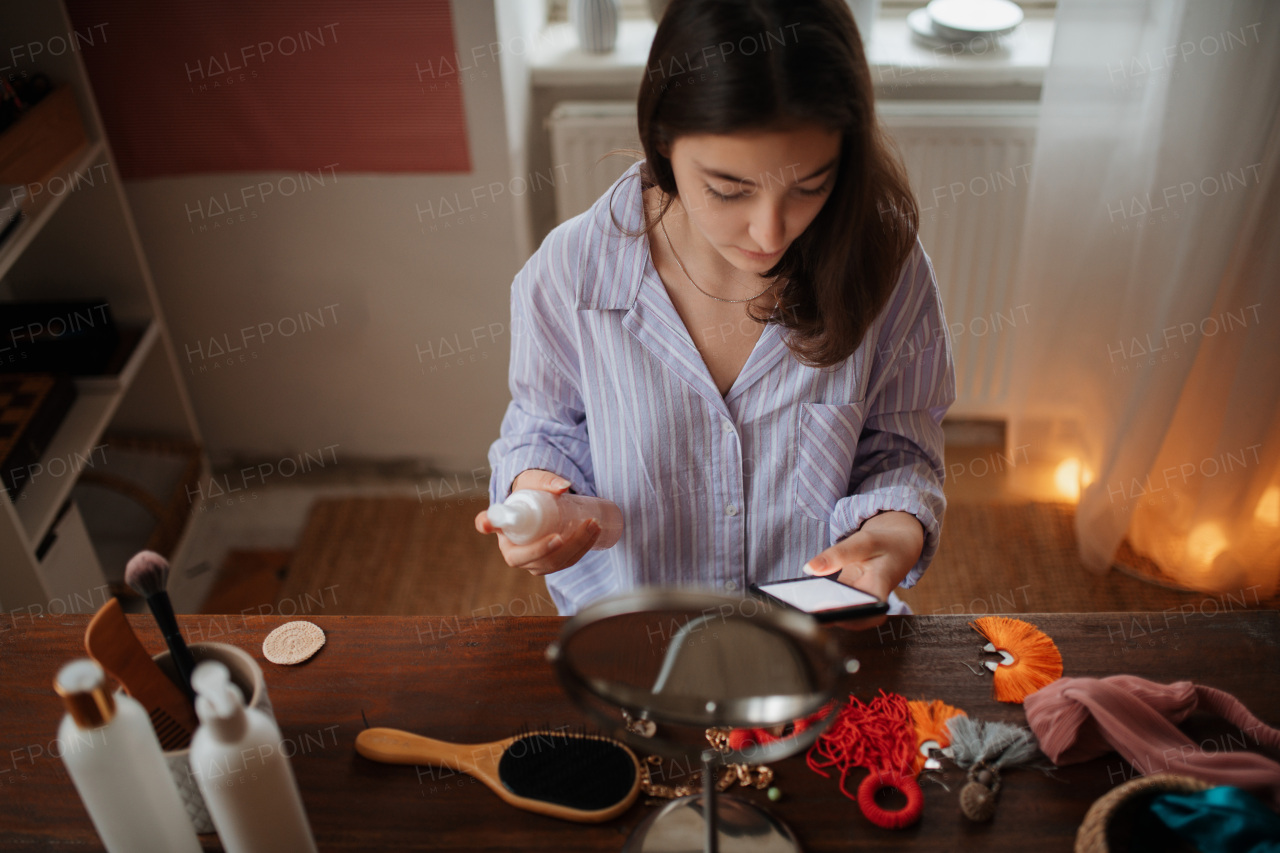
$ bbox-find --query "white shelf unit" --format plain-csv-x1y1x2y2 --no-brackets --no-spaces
1,1,208,613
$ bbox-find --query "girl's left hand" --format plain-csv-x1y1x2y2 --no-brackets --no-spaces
801,510,924,630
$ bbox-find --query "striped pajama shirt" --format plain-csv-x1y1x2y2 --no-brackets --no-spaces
489,160,956,615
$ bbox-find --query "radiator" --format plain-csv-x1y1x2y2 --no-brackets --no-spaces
547,101,643,223
546,100,1039,418
879,102,1039,418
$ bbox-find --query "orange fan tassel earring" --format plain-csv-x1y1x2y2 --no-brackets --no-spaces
969,617,1063,704
908,699,967,776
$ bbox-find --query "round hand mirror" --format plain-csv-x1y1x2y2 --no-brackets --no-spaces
547,590,850,852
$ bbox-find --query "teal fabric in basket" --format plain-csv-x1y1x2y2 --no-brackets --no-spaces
1150,786,1280,853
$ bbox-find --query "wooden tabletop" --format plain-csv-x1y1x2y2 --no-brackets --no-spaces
2,610,1277,851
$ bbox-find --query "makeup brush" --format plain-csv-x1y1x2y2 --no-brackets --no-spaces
125,550,196,700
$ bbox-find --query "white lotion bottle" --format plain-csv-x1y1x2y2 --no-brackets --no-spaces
188,661,318,853
54,659,202,853
487,488,624,549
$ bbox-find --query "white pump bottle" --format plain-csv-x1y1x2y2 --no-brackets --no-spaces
487,488,623,548
188,660,318,853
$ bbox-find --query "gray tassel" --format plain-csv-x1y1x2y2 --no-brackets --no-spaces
943,717,1040,822
946,717,1038,768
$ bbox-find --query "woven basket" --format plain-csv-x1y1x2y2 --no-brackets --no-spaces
1075,773,1211,853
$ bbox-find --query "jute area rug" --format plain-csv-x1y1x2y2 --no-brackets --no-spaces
275,496,557,618
274,497,1277,616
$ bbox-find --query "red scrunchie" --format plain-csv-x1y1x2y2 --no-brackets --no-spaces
857,771,924,829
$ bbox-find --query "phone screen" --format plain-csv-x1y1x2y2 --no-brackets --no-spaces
754,576,883,615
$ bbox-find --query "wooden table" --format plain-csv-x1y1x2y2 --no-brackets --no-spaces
2,610,1277,851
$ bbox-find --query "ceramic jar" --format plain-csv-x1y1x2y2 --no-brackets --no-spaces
571,0,621,53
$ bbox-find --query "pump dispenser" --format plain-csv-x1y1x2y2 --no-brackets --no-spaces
54,659,202,853
487,488,623,548
188,661,317,853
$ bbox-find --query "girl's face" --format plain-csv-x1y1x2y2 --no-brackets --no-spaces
666,125,842,276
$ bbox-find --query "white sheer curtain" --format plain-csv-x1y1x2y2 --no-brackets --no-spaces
1006,0,1280,597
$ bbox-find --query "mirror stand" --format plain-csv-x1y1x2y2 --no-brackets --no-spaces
550,590,848,853
622,748,801,853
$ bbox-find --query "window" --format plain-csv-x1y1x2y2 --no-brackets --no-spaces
548,0,1057,23
548,0,654,22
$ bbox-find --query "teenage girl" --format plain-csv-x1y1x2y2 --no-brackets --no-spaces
477,0,955,624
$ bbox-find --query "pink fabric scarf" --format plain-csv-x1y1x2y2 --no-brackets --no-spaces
1024,675,1280,808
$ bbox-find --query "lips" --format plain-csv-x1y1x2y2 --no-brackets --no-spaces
739,247,782,260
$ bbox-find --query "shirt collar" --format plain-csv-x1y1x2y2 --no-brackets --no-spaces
577,159,649,312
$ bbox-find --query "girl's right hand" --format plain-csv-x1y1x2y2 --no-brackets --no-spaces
474,468,602,576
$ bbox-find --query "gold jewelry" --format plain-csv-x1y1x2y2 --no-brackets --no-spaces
639,727,775,801
660,215,776,304
622,708,657,738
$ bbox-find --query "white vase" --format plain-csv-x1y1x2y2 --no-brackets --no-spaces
571,0,621,53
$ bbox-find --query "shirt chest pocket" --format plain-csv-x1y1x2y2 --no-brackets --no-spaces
793,402,867,522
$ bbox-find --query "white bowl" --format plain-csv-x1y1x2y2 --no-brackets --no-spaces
926,0,1024,40
907,7,1005,52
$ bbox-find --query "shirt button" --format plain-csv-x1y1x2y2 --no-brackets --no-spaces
726,504,739,516
724,580,738,591
722,421,733,434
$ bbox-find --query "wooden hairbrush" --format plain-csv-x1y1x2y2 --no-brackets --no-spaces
84,598,197,750
355,726,641,823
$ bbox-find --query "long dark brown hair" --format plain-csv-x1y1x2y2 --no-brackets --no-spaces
615,0,919,368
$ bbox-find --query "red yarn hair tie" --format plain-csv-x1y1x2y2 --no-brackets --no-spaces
858,771,924,830
806,691,924,829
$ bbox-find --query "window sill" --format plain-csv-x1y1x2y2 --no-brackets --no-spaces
530,19,659,88
529,10,1055,90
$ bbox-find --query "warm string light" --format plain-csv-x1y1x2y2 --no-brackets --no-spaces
1185,521,1229,574
1042,450,1276,591
1053,458,1088,502
1254,486,1280,527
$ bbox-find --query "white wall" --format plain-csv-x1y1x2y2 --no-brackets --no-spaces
496,0,548,261
122,1,528,473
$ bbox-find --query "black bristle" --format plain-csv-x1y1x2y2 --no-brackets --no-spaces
498,729,637,812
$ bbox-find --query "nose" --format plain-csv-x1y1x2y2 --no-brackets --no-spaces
748,199,787,254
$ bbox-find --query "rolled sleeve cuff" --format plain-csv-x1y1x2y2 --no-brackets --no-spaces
490,444,595,505
830,488,942,590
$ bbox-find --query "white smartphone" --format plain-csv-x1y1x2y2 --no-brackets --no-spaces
750,576,889,622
